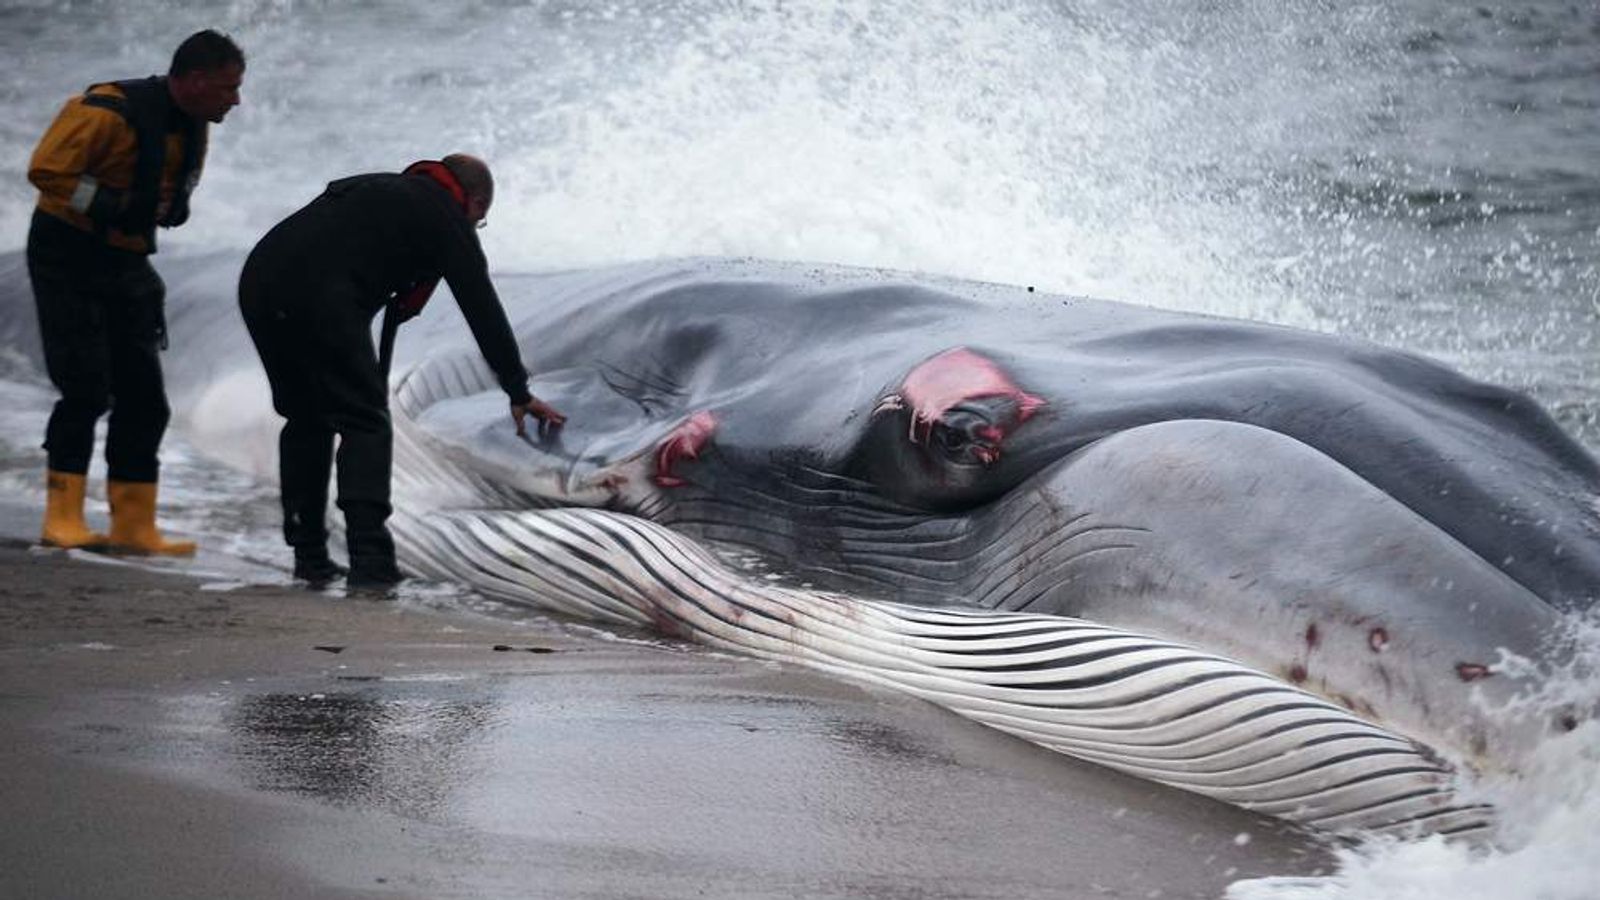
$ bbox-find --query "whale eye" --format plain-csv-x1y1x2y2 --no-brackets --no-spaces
928,408,998,466
932,419,971,451
852,348,1046,510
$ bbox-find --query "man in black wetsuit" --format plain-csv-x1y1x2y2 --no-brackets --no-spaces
238,154,564,587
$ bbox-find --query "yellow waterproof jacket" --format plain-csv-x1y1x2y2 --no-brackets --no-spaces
29,79,207,255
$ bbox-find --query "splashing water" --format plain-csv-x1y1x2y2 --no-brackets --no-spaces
1232,615,1600,900
4,2,1593,437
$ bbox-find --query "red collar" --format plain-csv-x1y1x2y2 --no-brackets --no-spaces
403,159,469,214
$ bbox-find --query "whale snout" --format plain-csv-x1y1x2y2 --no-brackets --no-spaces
956,419,1571,772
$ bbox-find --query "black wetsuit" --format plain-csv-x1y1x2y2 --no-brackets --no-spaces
237,171,531,567
30,212,170,481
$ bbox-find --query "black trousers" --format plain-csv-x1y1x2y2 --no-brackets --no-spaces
27,211,170,482
238,264,393,557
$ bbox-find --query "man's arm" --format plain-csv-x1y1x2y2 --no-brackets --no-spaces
440,225,566,434
28,91,135,230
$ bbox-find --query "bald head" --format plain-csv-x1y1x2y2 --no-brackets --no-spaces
442,153,493,209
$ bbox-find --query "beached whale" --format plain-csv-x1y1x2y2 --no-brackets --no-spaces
3,252,1594,837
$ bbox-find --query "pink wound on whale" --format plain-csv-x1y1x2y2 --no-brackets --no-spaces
900,347,1044,429
654,410,718,488
883,347,1043,464
884,348,1045,458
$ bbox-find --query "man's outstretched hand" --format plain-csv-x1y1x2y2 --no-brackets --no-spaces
512,396,567,439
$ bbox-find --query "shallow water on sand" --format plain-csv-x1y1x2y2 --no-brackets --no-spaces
145,652,1331,898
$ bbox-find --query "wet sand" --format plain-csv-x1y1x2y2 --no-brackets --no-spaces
0,510,1331,899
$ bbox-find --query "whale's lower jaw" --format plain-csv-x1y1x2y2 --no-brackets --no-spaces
392,504,1492,839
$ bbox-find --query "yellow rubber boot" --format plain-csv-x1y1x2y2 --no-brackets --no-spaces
40,470,109,549
107,480,197,556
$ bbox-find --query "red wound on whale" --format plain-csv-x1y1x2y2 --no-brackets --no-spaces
877,347,1045,463
654,410,718,488
1456,662,1494,682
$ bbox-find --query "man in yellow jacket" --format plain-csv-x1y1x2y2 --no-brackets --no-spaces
28,30,244,555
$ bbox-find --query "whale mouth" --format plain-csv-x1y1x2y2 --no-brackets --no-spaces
390,351,1565,818
388,362,1494,837
370,264,1600,841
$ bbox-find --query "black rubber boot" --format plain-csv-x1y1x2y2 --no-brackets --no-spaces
293,548,347,586
348,556,401,589
346,523,402,590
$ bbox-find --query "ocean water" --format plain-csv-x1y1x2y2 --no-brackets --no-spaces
1,1,1597,896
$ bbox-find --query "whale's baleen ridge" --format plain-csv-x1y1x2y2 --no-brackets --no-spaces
396,503,1490,837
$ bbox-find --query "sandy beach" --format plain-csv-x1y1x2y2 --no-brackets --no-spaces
0,503,1329,900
